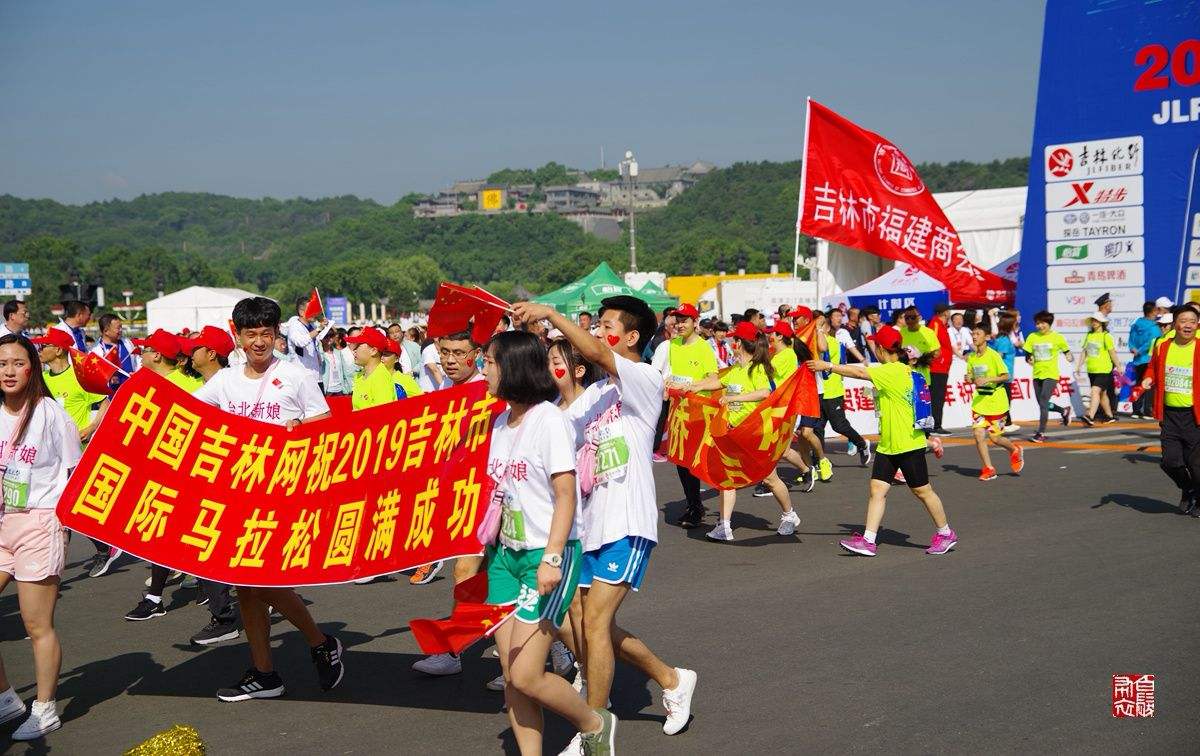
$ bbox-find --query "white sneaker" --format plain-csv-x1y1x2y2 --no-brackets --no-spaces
485,673,506,691
412,652,462,676
12,700,60,741
662,667,697,735
558,731,584,755
0,688,25,725
571,666,584,692
490,646,500,658
550,640,575,677
705,521,734,541
777,509,801,536
353,576,375,585
846,441,857,456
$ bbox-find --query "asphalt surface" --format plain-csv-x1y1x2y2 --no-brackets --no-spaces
0,420,1195,754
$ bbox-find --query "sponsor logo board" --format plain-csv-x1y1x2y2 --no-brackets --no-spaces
1047,287,1144,314
1045,176,1143,210
1047,263,1144,289
1046,206,1144,241
1044,136,1144,183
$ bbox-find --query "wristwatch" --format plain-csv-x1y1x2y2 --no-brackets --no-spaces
541,553,563,568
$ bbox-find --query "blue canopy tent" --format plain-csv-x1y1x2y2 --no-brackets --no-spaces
830,264,948,322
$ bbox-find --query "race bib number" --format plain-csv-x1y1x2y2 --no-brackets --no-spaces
1,464,31,510
1085,341,1101,358
1165,365,1193,395
499,490,526,547
1032,343,1053,361
972,364,989,379
593,419,630,483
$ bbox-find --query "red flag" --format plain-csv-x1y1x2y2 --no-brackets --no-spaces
409,572,516,655
426,283,510,345
70,347,120,395
798,99,1015,306
302,289,323,319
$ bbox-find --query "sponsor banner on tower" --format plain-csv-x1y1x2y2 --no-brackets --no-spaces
1046,238,1145,266
1047,286,1144,314
1046,263,1144,289
1044,176,1143,210
1043,136,1144,183
1046,206,1144,241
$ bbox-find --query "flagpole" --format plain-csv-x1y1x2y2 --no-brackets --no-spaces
315,287,324,318
794,97,812,281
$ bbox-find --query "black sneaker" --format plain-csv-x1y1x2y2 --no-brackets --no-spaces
1180,490,1197,517
87,547,122,578
930,428,952,437
217,668,285,702
1060,407,1071,426
751,482,772,498
675,504,704,528
124,598,166,622
1030,433,1046,444
311,634,345,692
191,617,240,646
858,440,873,467
800,469,815,493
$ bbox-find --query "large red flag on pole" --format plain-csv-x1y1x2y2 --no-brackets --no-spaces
798,99,1015,305
426,283,511,345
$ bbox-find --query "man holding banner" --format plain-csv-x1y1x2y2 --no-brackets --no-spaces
193,297,345,702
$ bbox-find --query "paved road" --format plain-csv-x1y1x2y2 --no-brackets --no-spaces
0,421,1195,754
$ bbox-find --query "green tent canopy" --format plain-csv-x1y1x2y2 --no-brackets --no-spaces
635,279,680,313
533,261,677,317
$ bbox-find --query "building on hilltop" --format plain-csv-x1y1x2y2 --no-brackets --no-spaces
545,185,600,212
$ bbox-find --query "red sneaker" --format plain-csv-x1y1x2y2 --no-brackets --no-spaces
978,466,997,481
1009,444,1025,474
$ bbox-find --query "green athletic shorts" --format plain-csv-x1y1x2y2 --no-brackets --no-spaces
486,541,581,627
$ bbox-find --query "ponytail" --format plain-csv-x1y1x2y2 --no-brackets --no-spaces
739,334,775,383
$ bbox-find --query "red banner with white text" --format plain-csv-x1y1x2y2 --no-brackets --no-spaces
56,370,498,587
799,99,1015,305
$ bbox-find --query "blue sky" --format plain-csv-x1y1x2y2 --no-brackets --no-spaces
0,1,1046,204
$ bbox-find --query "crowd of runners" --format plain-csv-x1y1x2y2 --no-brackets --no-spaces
0,287,1193,754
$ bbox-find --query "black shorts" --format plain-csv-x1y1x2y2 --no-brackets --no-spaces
870,448,929,488
795,415,822,430
1088,371,1114,391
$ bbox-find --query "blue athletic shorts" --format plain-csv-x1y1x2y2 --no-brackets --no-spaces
579,536,655,591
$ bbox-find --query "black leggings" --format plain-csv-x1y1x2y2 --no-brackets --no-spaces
676,465,702,509
1034,378,1068,433
930,371,949,429
816,396,866,448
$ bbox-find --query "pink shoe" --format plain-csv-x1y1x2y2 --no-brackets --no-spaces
839,533,877,556
926,530,957,555
893,470,906,484
652,452,667,463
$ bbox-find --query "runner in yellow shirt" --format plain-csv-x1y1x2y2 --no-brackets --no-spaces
381,338,424,400
347,327,397,410
806,324,956,557
755,321,815,495
685,321,798,541
965,325,1024,481
1076,312,1121,426
1023,311,1074,442
31,328,106,439
662,304,719,528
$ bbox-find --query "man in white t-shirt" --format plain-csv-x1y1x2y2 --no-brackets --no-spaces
410,329,490,675
418,340,445,391
0,300,29,338
282,296,332,385
829,308,866,365
192,296,345,703
513,295,697,739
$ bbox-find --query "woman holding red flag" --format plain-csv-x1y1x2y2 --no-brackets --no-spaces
481,330,615,755
683,321,798,541
0,334,81,739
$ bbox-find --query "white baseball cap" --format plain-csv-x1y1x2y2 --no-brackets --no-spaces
1155,296,1174,309
1157,313,1173,324
1089,311,1108,323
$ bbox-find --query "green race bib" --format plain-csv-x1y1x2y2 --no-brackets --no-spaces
2,464,31,510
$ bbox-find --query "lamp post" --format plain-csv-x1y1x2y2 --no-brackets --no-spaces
91,273,105,308
619,150,639,273
716,254,727,276
736,250,747,276
155,276,165,299
768,243,780,275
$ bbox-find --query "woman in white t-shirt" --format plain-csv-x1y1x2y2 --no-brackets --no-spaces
481,331,608,754
0,335,82,740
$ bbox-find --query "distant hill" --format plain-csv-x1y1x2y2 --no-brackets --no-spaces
3,156,1028,321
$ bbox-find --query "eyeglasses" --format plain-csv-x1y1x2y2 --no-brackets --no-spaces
440,348,476,359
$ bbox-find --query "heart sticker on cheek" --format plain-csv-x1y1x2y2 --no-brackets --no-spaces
553,368,567,379
605,334,620,347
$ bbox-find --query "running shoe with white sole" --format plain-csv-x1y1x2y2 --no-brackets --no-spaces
751,482,772,498
777,509,801,536
979,466,998,481
846,441,857,456
191,618,240,646
580,709,617,756
11,701,59,741
926,530,958,555
1009,444,1025,474
124,598,166,621
1030,433,1046,443
410,561,443,585
88,547,122,578
559,732,584,756
413,652,462,676
816,457,833,482
217,668,285,702
858,439,873,467
705,521,734,542
0,689,25,726
311,634,345,691
662,667,697,735
798,469,815,493
551,640,575,677
929,436,944,459
486,673,506,691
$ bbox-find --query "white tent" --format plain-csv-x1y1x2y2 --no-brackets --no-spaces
146,286,263,334
812,185,1028,303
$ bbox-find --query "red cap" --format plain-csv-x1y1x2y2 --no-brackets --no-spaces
788,306,813,320
867,324,903,351
31,329,75,350
768,321,794,338
346,327,388,353
181,325,235,358
730,321,761,342
132,329,182,359
674,303,700,320
384,338,402,356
